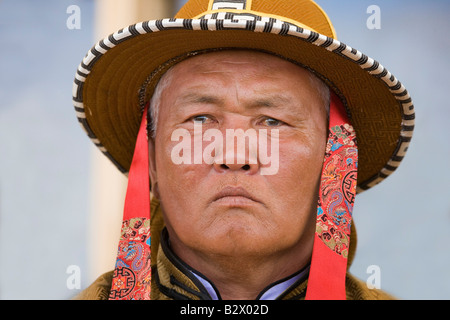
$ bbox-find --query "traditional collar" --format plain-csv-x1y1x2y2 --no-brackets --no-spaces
191,266,310,300
154,228,310,300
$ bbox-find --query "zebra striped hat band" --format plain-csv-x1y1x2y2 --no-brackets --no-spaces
72,0,414,192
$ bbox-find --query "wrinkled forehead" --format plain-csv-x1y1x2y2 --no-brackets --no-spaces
163,49,313,82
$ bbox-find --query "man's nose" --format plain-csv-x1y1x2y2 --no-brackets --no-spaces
213,154,259,174
212,129,260,174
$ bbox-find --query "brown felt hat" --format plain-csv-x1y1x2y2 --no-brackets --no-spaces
72,0,414,192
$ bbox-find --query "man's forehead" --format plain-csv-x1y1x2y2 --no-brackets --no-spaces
167,50,301,76
162,52,315,107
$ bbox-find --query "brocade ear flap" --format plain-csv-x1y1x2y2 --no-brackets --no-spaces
109,105,152,300
306,92,358,300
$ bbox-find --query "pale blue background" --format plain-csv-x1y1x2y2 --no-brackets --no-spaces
0,0,448,299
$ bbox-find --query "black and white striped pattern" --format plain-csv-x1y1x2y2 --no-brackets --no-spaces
72,13,415,190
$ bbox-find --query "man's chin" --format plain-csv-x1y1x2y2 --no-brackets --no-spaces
196,225,282,257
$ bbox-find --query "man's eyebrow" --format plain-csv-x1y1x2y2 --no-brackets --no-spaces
251,94,293,108
175,92,223,106
174,92,294,110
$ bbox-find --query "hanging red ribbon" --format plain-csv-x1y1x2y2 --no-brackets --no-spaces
109,106,152,300
306,92,358,300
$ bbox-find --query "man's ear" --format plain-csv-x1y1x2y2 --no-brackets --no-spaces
148,137,160,199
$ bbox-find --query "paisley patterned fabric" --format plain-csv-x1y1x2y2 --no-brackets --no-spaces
305,92,358,300
109,218,151,300
109,105,152,300
317,122,357,258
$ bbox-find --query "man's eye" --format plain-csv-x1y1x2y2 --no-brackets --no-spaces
192,115,211,124
263,117,282,126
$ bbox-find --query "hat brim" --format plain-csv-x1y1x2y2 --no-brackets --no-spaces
73,17,414,192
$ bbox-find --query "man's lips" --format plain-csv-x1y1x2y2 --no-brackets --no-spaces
212,186,261,205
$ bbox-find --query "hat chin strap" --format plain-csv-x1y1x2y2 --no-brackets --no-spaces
306,91,358,300
109,105,152,300
109,91,357,300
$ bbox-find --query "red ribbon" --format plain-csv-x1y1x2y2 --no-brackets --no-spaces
109,106,152,300
306,92,358,300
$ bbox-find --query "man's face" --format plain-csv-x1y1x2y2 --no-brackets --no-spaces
149,50,328,263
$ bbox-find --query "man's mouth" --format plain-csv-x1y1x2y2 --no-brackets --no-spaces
212,186,261,206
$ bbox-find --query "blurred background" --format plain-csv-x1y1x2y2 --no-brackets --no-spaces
0,0,449,299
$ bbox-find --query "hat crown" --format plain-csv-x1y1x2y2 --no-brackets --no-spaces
175,0,337,38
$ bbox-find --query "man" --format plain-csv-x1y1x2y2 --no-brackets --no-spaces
73,0,414,300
